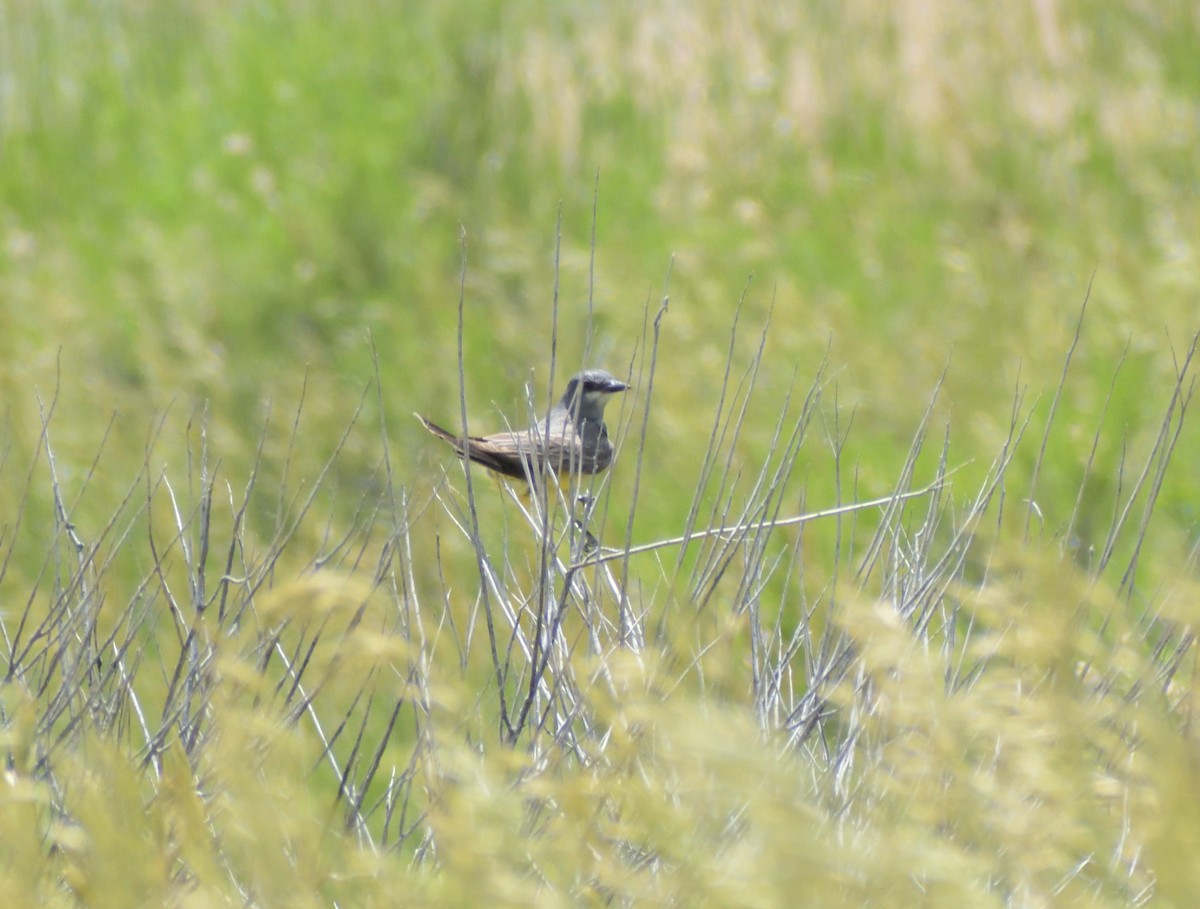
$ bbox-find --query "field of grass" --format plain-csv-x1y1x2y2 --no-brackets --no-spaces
2,0,1199,905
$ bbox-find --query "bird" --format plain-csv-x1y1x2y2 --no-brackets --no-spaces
417,369,628,497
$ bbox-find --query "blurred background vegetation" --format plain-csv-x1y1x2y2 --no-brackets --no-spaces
2,0,1199,905
3,0,1197,562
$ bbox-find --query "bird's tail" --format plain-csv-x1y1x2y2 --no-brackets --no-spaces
416,414,455,441
418,415,471,455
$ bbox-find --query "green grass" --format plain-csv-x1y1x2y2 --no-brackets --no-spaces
2,0,1200,905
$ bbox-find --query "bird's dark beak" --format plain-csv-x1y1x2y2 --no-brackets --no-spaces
605,378,629,394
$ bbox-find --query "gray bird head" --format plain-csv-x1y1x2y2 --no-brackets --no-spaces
560,369,628,421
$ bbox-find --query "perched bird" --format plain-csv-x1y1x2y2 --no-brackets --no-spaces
417,369,628,495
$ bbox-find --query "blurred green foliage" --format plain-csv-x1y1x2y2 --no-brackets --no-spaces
3,1,1197,564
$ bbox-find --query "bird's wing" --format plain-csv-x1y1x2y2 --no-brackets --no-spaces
417,414,544,480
